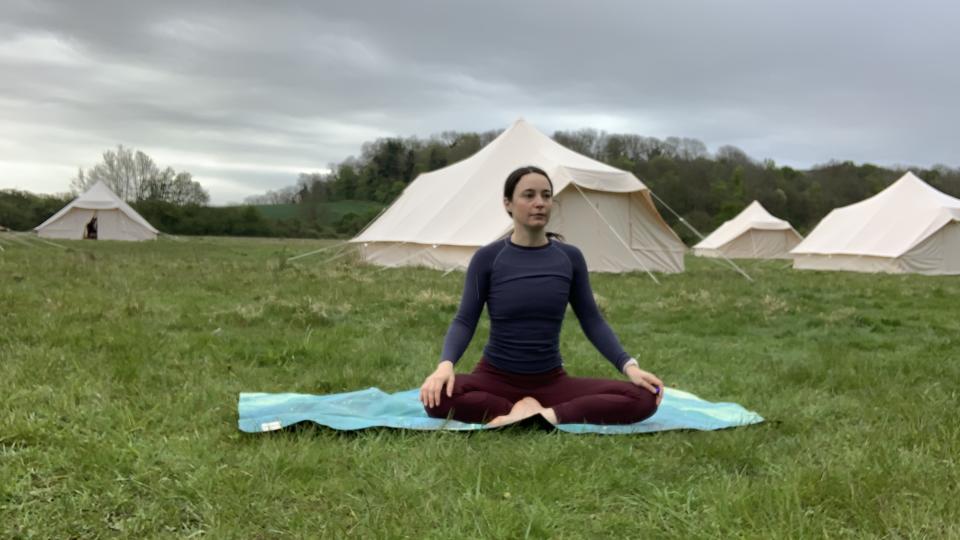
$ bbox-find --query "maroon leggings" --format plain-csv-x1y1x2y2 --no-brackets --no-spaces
424,359,658,424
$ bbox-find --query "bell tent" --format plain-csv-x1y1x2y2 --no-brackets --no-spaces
693,200,802,259
790,172,960,274
35,181,159,241
351,119,686,273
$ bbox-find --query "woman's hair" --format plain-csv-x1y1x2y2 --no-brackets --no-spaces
502,165,564,241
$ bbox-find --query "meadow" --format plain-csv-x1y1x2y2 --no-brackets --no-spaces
1,235,958,538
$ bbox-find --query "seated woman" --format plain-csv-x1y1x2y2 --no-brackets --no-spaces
420,166,663,427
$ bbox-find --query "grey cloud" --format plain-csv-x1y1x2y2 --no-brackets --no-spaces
1,0,959,203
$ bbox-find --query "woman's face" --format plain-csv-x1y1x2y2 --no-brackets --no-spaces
505,172,553,229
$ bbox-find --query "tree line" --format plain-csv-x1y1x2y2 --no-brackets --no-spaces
71,145,210,206
266,128,960,244
0,188,280,237
552,129,960,242
4,134,959,242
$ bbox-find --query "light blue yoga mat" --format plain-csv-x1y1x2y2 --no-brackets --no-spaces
238,387,763,435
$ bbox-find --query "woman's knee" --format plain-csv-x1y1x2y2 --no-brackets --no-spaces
633,399,658,423
424,392,513,423
627,391,658,423
424,398,453,419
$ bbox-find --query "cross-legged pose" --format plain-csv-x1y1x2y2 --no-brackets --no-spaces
419,165,664,427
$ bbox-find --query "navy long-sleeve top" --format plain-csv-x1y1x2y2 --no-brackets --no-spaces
440,237,631,373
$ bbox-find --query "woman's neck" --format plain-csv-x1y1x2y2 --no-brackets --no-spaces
510,227,549,247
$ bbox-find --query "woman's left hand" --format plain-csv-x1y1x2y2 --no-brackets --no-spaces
625,365,664,405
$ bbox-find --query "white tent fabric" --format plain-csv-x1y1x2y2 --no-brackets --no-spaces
693,200,802,259
791,172,960,274
351,119,686,273
34,181,159,241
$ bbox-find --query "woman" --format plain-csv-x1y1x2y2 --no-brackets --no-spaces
419,165,664,427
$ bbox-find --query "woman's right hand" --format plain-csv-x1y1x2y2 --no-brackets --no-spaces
419,360,456,408
625,364,664,406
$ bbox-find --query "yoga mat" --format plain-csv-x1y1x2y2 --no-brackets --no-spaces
238,387,763,435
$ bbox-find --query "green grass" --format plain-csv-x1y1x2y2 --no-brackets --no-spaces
1,237,958,538
253,200,383,223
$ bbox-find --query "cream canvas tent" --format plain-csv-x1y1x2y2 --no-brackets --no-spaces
351,119,686,273
35,181,159,241
791,172,960,274
693,200,802,259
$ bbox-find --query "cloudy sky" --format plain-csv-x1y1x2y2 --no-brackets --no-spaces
1,1,958,204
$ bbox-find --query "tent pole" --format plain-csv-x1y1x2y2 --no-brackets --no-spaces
572,184,659,285
646,190,753,282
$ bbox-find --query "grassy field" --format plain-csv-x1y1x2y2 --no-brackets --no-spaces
1,236,958,538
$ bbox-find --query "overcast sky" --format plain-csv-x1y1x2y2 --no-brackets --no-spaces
2,1,958,204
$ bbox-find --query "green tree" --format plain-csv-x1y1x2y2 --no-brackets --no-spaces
71,145,208,205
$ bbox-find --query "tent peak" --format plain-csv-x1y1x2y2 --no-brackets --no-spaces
889,171,960,204
894,171,924,186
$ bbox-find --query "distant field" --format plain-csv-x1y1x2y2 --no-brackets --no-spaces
253,200,383,223
1,236,958,537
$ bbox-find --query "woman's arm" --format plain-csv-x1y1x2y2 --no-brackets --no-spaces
566,246,663,402
439,250,490,365
421,249,491,408
566,246,632,372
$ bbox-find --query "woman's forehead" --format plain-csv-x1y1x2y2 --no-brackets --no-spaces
516,173,551,191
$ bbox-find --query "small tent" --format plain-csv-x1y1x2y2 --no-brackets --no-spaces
791,172,960,274
351,119,686,273
693,201,802,259
35,181,159,241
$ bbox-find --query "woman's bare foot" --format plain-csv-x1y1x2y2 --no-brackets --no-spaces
486,397,551,428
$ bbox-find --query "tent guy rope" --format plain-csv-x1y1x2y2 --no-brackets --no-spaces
646,190,753,282
572,184,660,285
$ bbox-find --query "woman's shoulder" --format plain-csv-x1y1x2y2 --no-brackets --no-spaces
470,238,509,267
551,238,584,258
549,240,588,273
484,236,510,248
479,237,510,256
